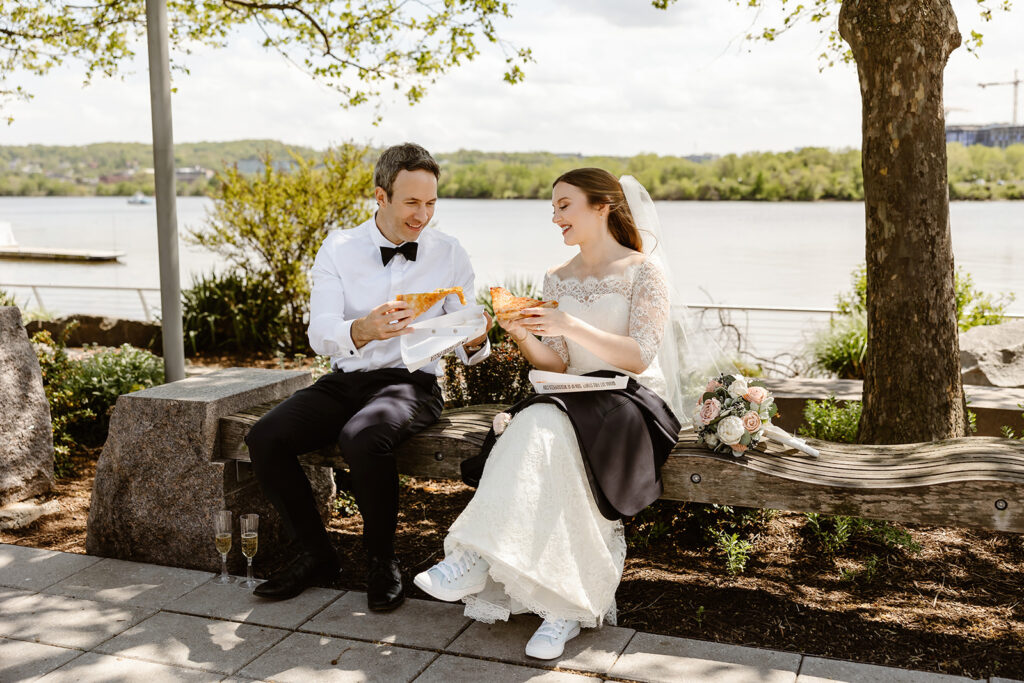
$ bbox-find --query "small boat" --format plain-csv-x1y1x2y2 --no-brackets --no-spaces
127,192,151,205
0,221,125,262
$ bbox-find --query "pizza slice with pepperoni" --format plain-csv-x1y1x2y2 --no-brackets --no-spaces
490,286,558,322
396,287,466,320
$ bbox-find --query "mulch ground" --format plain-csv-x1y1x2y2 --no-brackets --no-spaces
3,351,1022,680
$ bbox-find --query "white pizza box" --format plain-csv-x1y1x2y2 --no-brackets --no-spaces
529,369,629,394
400,305,487,372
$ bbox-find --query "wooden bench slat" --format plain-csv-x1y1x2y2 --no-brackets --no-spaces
218,399,1024,533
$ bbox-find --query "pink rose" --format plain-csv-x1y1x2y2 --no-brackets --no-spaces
699,398,722,425
705,379,723,393
742,411,762,432
731,443,748,455
744,386,769,405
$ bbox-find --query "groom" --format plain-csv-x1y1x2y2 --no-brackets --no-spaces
245,143,491,610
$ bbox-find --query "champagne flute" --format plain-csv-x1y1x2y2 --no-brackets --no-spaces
213,510,234,584
240,513,259,589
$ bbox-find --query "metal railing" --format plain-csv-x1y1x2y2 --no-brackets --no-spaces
2,282,1021,365
0,283,161,322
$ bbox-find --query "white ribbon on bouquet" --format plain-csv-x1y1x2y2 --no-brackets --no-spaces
761,423,821,458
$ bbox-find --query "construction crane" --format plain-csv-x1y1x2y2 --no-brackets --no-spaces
978,69,1021,125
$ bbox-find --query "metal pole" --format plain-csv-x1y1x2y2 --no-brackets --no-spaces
144,0,185,382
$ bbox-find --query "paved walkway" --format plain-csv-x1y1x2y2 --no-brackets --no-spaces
0,543,1019,683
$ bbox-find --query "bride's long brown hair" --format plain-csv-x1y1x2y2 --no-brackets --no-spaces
553,168,642,252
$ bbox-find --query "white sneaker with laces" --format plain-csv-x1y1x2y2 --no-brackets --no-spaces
413,549,489,602
524,618,581,660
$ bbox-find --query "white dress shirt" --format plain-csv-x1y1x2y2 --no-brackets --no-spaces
308,216,491,375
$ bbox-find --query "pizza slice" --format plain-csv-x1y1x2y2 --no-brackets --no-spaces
396,287,466,320
490,286,558,322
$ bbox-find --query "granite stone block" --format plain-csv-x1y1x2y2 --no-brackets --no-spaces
85,368,326,573
0,306,54,506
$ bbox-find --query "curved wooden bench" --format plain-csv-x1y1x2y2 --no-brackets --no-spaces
220,402,1024,534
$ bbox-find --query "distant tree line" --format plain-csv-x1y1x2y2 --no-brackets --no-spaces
1,141,1022,200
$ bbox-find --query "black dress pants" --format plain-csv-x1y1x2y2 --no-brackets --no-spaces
245,368,443,559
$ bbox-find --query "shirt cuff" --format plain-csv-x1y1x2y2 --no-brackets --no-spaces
336,319,363,359
457,336,491,366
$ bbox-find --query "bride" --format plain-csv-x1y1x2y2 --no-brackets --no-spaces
414,168,681,659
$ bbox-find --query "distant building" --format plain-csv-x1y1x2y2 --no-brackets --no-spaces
945,124,1024,148
175,166,214,183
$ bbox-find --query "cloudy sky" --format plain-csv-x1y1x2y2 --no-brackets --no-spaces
2,0,1021,156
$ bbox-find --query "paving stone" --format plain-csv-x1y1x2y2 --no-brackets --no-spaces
416,654,595,682
94,611,288,676
301,592,470,650
38,651,221,682
166,578,342,629
446,613,634,675
0,544,101,590
0,588,156,649
0,637,81,681
239,631,437,682
798,657,977,682
608,632,800,683
44,557,211,608
991,678,1024,683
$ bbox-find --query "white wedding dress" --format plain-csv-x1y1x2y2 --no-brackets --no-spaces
444,259,671,627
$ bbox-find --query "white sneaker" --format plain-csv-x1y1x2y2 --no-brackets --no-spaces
413,549,489,602
524,618,581,660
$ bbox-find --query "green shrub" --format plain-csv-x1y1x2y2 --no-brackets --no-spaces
32,328,93,477
811,264,1014,378
808,312,867,379
188,146,373,351
442,339,533,407
182,270,290,354
1000,402,1024,440
31,328,164,475
66,343,164,446
804,513,920,558
625,501,776,575
0,288,17,307
713,530,753,575
798,395,862,443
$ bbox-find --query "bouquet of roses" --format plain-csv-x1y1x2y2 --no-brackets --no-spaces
693,373,778,457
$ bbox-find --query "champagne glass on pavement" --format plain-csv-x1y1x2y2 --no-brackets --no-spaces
240,513,259,590
214,510,233,584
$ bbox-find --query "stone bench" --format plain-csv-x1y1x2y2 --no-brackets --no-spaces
87,368,1024,575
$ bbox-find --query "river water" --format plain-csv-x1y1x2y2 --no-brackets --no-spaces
1,197,1021,361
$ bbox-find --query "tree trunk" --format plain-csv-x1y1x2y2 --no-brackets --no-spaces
838,0,967,444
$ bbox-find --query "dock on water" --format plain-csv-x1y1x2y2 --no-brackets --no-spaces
0,246,126,262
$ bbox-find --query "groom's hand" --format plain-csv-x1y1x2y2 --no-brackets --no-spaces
463,311,493,351
351,300,415,348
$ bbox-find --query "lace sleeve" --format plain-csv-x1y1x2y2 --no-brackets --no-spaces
539,272,569,365
629,259,671,369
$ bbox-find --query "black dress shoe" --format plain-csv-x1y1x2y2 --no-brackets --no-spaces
253,551,340,600
367,555,404,612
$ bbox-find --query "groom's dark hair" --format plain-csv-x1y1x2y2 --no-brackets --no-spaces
374,143,440,199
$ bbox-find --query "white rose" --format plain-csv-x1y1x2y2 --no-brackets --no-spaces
492,412,512,436
704,432,720,447
727,378,749,399
716,415,745,445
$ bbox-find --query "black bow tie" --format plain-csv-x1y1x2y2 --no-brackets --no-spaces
380,241,418,266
